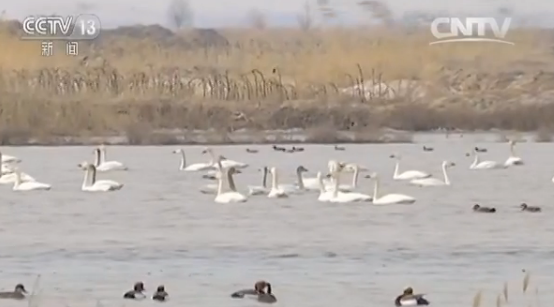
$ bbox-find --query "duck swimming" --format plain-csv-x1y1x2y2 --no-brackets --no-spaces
394,287,429,306
520,203,541,212
246,148,259,153
123,282,146,300
0,284,27,300
473,204,496,213
272,145,285,152
231,280,277,303
334,145,345,151
152,285,168,302
423,146,433,152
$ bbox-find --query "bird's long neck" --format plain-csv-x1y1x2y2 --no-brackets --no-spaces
373,177,380,200
82,167,91,188
262,168,268,188
227,170,238,192
351,167,359,188
442,164,450,185
332,172,340,197
296,170,305,189
179,151,186,170
94,150,101,167
271,169,278,189
91,166,97,184
510,143,516,157
100,148,107,163
393,159,400,178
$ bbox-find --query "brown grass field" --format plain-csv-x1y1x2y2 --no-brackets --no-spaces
1,19,554,144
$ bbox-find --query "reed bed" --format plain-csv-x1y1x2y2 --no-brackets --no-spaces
0,20,553,144
472,271,544,307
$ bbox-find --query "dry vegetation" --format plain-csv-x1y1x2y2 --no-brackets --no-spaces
1,18,554,144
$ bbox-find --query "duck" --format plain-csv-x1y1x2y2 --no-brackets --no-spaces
475,147,487,153
272,145,286,152
123,282,146,300
292,146,304,152
423,146,433,152
334,145,345,151
246,148,259,154
394,287,429,306
0,284,27,300
231,280,277,304
473,204,496,213
152,285,168,302
520,203,541,212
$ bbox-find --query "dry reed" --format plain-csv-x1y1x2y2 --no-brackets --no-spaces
1,20,553,144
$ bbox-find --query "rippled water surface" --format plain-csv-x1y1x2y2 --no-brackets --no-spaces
1,134,554,307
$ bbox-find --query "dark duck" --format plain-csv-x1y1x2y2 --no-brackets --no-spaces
123,282,146,300
231,280,277,303
0,284,27,300
473,204,496,213
152,285,168,302
394,287,429,306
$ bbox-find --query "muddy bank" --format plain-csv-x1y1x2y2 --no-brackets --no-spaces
1,98,554,145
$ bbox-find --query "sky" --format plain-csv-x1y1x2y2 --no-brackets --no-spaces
2,0,554,28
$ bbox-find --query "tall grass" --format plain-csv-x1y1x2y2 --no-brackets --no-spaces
0,21,553,144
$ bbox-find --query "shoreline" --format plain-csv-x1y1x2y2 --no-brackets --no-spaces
0,129,549,146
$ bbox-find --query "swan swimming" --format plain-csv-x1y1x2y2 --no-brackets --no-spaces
173,148,214,171
94,146,128,172
79,162,123,191
214,162,248,203
277,165,310,194
410,161,455,187
0,155,35,184
267,167,288,198
327,170,372,203
468,148,505,170
203,147,248,169
504,140,524,166
248,167,270,196
368,172,415,205
12,169,51,191
390,154,431,180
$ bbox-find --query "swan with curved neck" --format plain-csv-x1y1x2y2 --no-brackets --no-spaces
469,148,505,170
202,147,248,169
248,167,270,196
12,168,51,191
390,154,431,180
276,165,310,194
267,167,288,198
328,170,371,203
173,148,214,171
214,157,247,203
94,146,127,171
410,161,455,186
504,140,524,166
324,163,364,192
79,162,123,191
370,172,415,205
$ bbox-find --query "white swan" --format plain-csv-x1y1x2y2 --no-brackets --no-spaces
267,167,288,198
248,167,270,196
79,162,123,191
277,165,310,194
214,160,247,203
173,148,214,171
12,169,51,191
0,171,36,184
504,140,524,166
327,171,372,203
202,147,248,169
468,148,505,170
369,173,415,205
94,146,127,171
317,172,334,202
410,161,455,187
391,154,431,180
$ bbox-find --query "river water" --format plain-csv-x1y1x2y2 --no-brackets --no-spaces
0,133,553,307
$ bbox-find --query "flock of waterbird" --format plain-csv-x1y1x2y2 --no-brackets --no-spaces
0,141,541,305
0,140,537,207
